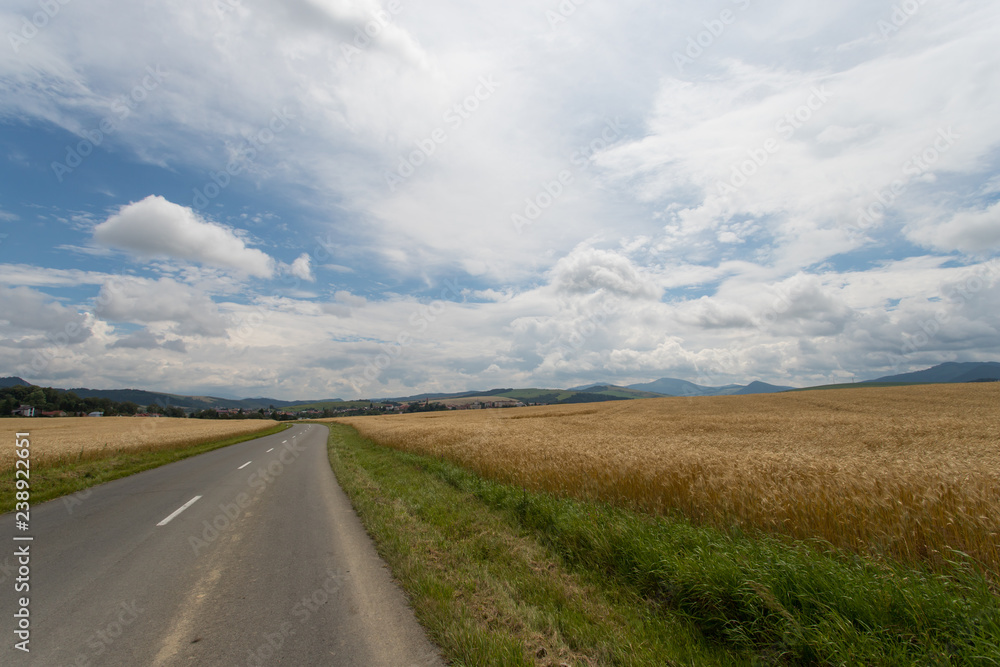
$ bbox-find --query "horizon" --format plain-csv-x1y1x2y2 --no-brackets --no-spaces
6,359,999,402
2,2,999,400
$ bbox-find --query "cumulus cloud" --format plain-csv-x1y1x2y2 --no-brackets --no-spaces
94,276,229,337
0,286,91,344
288,253,315,282
551,246,661,300
93,196,275,277
2,1,999,397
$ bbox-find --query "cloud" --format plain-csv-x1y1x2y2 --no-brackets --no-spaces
321,290,367,317
93,196,276,277
551,246,661,300
2,1,999,397
906,202,1000,255
109,329,187,353
94,276,229,337
0,286,92,344
288,253,315,282
0,264,113,288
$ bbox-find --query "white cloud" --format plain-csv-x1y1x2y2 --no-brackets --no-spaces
0,286,91,344
0,264,113,287
93,196,275,277
1,1,999,397
551,246,661,300
906,202,1000,255
94,276,229,337
288,253,315,282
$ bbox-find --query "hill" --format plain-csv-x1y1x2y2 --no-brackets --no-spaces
378,386,666,408
734,381,796,395
62,387,301,412
869,362,1000,384
626,378,780,396
0,377,30,388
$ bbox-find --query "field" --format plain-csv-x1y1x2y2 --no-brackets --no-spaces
0,417,279,469
336,383,1000,574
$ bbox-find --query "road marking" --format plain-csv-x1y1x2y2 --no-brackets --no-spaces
266,448,274,453
238,461,253,470
157,496,202,526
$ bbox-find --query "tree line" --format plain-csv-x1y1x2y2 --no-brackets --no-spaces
0,384,185,417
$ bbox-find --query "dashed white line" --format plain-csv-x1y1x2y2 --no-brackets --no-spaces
266,448,274,453
157,496,202,526
238,461,253,470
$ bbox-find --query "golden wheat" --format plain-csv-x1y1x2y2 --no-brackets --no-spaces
336,384,1000,572
1,417,279,469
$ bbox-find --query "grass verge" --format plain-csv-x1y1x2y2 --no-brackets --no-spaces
0,423,291,513
326,423,1000,666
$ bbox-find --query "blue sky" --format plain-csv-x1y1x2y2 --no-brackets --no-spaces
1,0,999,400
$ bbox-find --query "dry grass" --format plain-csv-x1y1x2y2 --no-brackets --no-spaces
336,384,1000,573
1,417,279,469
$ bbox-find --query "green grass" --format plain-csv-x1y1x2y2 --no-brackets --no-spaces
326,423,1000,666
0,423,291,513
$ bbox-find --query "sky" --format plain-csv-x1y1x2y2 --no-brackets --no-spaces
1,0,999,400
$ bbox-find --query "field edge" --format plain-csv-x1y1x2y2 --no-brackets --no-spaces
324,423,1000,666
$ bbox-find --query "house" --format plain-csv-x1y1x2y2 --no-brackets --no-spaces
13,405,35,417
88,411,104,417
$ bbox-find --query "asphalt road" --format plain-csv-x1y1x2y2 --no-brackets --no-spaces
0,424,444,666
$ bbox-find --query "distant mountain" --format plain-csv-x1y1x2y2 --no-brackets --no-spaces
869,362,1000,385
576,385,666,399
63,387,303,411
734,381,796,395
0,376,31,388
568,383,607,391
626,378,744,397
380,388,515,403
377,386,662,406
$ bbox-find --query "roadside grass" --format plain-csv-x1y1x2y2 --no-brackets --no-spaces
326,423,1000,666
0,423,291,513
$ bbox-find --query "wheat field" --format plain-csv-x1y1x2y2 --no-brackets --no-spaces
336,384,1000,573
2,417,279,469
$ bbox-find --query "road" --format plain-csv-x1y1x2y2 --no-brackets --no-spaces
0,424,444,666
